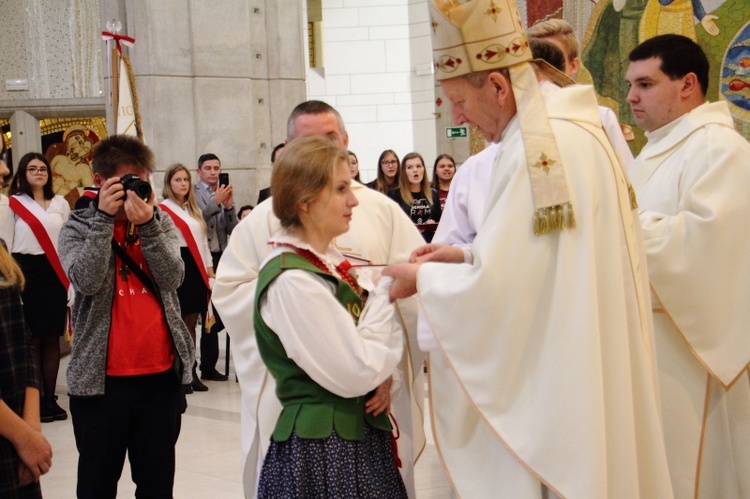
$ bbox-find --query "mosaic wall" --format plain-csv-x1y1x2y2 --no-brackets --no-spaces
0,0,102,101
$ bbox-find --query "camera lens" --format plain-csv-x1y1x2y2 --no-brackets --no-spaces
121,174,152,200
133,182,152,200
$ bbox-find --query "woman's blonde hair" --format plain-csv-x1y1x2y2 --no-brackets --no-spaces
398,152,432,206
162,163,206,234
0,243,24,289
272,136,348,229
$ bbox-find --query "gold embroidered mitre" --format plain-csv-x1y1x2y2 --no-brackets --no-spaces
430,0,530,80
429,0,575,235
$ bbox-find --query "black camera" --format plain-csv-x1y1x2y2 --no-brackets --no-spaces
120,173,152,200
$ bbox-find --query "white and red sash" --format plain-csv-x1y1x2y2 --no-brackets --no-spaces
159,200,210,289
9,195,70,289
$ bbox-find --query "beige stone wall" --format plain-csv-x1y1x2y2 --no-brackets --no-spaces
103,0,306,206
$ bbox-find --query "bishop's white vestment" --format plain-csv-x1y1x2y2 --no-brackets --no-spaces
628,101,750,499
212,181,426,498
419,84,673,498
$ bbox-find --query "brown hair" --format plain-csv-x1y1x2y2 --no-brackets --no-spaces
92,135,154,179
272,136,348,229
9,152,54,200
431,153,455,191
398,152,432,205
0,243,24,289
162,163,206,234
527,19,579,61
373,149,400,194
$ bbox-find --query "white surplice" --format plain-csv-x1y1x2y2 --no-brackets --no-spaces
433,142,499,248
419,85,673,498
212,181,426,498
629,101,750,499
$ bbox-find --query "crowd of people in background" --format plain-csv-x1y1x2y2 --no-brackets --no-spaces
2,3,749,497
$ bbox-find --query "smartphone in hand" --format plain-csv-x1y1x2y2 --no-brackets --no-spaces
219,173,229,187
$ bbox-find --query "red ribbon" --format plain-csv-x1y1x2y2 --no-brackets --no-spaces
8,197,70,289
101,31,135,54
160,204,211,290
389,412,402,468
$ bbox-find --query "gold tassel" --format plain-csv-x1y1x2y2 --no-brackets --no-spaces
628,184,638,210
534,209,549,235
564,202,576,229
534,204,576,235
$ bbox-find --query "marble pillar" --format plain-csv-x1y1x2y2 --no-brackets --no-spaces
100,0,307,206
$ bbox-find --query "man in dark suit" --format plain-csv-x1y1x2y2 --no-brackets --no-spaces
256,143,284,204
194,153,238,383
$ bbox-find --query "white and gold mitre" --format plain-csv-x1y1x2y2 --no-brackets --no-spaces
429,0,531,80
429,0,575,235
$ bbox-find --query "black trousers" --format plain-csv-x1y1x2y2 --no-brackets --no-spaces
200,251,224,373
70,370,182,499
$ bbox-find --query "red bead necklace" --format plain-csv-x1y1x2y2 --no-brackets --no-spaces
277,243,361,293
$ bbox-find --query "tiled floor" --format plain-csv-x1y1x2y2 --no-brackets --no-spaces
39,342,451,498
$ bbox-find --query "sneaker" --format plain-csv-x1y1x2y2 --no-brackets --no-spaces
42,396,68,422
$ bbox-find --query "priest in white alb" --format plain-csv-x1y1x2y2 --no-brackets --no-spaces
384,1,674,497
625,34,750,498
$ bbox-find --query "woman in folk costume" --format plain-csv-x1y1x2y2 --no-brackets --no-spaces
253,136,407,498
160,163,213,393
0,153,70,425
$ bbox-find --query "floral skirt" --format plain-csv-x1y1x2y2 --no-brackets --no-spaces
258,424,407,498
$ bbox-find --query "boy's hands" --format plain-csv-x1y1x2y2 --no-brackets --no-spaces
97,176,154,224
124,190,154,225
97,177,125,217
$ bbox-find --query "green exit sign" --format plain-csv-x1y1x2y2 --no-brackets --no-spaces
445,126,468,139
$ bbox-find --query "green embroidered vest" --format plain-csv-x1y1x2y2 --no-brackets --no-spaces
254,252,392,441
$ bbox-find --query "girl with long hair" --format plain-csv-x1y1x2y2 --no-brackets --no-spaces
366,149,399,194
0,153,70,423
431,154,456,211
387,152,441,241
160,163,213,393
347,150,361,182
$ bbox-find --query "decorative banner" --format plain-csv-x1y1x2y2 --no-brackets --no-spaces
117,56,138,137
102,29,142,140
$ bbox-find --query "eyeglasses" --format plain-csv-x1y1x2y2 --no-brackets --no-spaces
381,160,398,166
28,167,48,174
